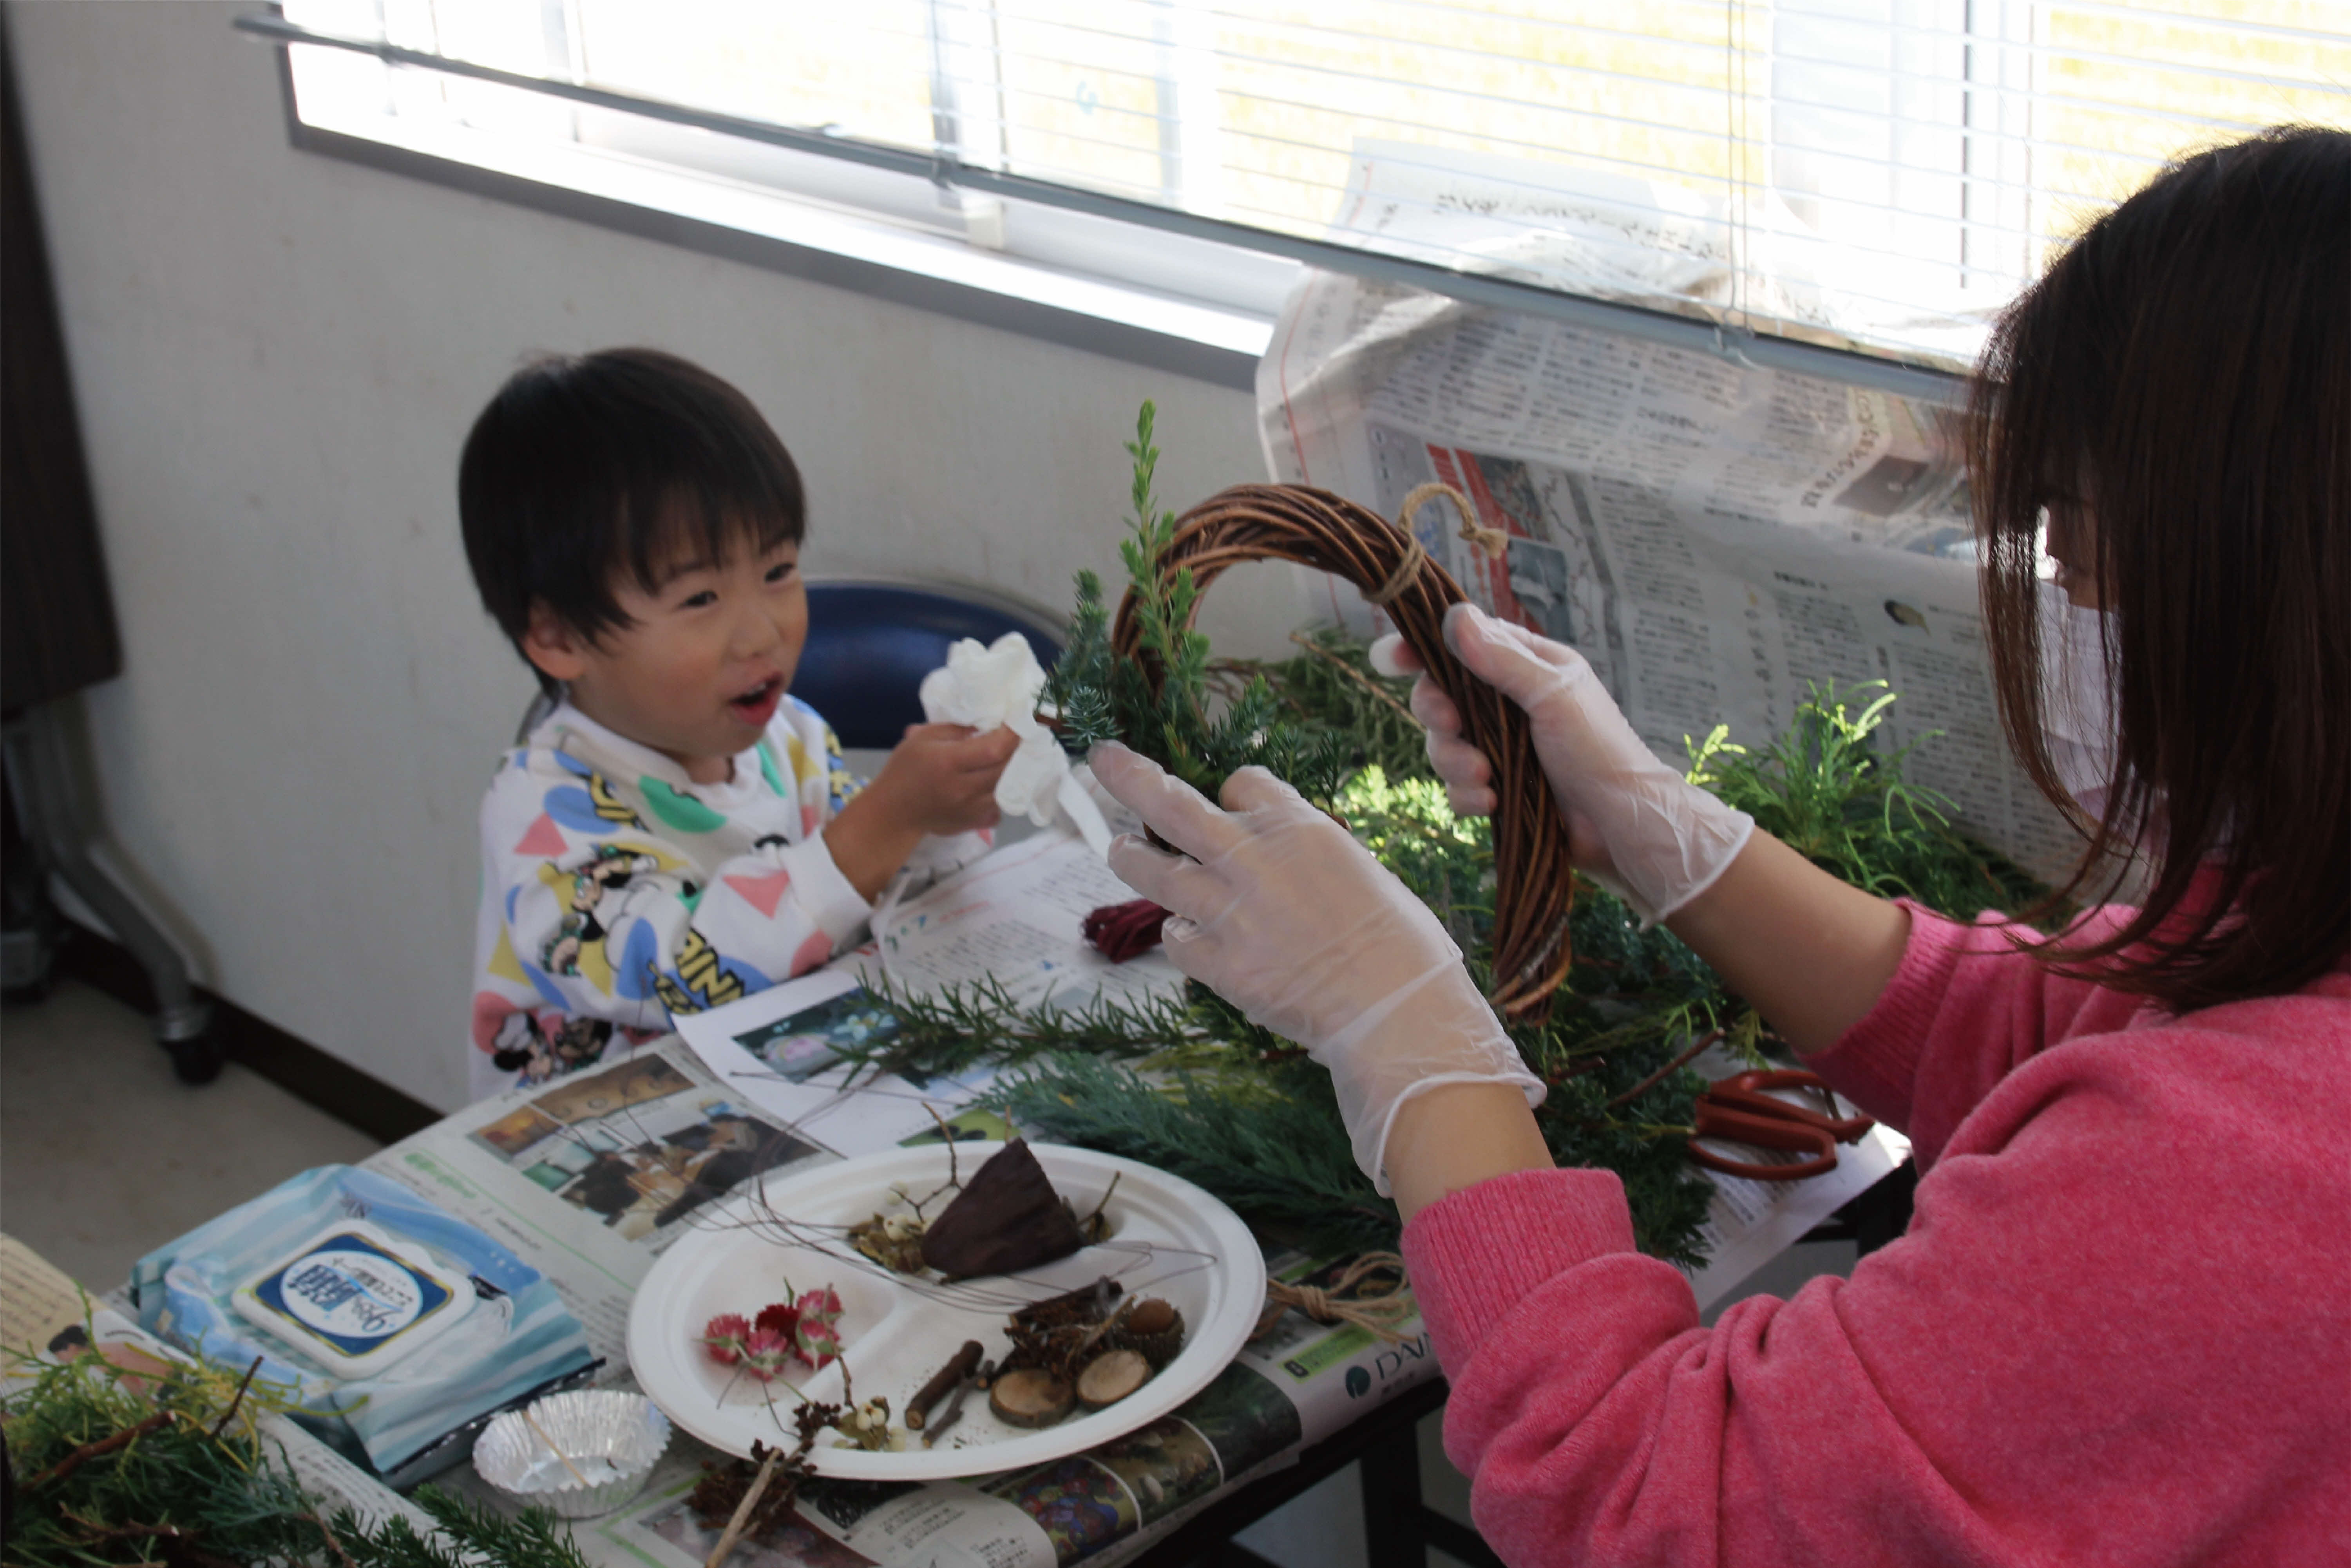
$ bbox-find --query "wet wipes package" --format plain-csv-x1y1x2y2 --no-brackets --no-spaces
231,1222,472,1379
132,1165,595,1481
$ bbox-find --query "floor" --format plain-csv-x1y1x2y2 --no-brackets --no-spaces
0,977,1849,1567
0,977,381,1291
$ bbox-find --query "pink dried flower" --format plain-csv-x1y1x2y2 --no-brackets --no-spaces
793,1286,844,1370
754,1300,800,1340
740,1327,790,1383
700,1313,751,1367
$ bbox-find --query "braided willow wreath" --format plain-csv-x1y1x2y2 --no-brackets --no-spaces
1110,482,1575,1020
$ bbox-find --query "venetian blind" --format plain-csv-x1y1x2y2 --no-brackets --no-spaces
269,0,2350,368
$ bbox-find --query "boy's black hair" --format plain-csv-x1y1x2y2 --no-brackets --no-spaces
458,348,805,691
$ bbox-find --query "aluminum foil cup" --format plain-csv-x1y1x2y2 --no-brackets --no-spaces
473,1389,671,1519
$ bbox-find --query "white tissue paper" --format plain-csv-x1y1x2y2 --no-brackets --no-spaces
917,633,1110,852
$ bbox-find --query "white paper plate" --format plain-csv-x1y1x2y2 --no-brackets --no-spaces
624,1141,1265,1480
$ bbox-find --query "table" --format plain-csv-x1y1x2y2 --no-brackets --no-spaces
114,1026,1910,1568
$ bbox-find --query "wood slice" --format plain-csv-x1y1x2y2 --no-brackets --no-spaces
988,1367,1075,1428
1076,1348,1152,1410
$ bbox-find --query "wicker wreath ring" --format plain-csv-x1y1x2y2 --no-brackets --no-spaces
1110,481,1575,1020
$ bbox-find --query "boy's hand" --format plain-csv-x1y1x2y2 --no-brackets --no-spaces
826,724,1021,901
872,723,1022,834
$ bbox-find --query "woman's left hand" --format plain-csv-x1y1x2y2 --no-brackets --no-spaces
1089,743,1544,1194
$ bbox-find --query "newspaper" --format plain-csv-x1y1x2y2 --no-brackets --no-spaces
1260,257,2080,882
865,827,1189,1013
1676,1051,1913,1310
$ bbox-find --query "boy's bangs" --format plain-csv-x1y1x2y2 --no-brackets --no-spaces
623,481,799,593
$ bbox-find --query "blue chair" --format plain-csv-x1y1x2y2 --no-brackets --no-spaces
792,579,1066,750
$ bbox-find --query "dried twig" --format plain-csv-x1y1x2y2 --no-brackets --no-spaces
1605,1028,1726,1110
521,1406,592,1490
208,1356,265,1438
26,1408,177,1490
1286,628,1421,729
703,1446,781,1568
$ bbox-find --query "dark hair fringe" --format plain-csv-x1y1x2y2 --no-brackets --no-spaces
458,347,805,691
1968,125,2350,1012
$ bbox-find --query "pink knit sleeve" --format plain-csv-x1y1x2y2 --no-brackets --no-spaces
1403,995,2351,1566
1803,901,2141,1163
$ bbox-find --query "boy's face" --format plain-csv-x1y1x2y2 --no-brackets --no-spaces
524,536,807,784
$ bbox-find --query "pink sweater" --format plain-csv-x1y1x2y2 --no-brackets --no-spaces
1403,901,2350,1566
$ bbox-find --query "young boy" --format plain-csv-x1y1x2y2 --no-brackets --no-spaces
458,348,1018,1100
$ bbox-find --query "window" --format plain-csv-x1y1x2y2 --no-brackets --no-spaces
261,1,2348,369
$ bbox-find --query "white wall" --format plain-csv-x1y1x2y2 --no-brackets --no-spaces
7,2,1290,1112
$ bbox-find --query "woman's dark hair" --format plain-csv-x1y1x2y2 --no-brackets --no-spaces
458,348,805,689
1970,125,2348,1011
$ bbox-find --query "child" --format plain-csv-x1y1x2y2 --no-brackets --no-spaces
458,348,1019,1100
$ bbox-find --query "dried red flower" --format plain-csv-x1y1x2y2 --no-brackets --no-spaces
1082,899,1170,962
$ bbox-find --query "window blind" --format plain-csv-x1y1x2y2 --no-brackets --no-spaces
263,0,2349,369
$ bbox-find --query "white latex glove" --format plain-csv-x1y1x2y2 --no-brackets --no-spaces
1088,741,1544,1195
1371,603,1754,926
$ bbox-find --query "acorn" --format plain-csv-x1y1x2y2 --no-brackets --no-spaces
1113,1296,1186,1369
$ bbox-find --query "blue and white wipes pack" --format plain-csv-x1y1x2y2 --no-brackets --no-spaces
132,1165,595,1477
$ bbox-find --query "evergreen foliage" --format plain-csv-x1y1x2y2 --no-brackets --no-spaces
976,680,2046,1267
1214,628,1431,785
4,1335,594,1566
921,408,2049,1270
1041,403,1352,805
1688,681,2051,918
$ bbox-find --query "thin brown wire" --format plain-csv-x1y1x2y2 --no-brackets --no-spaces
1111,482,1574,1020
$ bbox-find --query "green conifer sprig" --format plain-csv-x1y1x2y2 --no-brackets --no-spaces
1041,403,1352,805
1689,680,2051,917
2,1337,594,1566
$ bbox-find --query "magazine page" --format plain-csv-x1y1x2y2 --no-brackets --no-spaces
362,1040,838,1370
672,966,1010,1160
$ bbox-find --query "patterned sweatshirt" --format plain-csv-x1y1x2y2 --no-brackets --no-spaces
467,696,978,1101
1402,895,2350,1566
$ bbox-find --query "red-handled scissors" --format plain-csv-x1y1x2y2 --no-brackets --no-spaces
1688,1070,1875,1181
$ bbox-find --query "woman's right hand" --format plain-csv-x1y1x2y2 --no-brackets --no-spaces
1374,603,1752,925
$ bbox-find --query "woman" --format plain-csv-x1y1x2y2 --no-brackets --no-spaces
1093,127,2347,1564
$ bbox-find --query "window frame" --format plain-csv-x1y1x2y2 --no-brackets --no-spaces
242,7,1969,403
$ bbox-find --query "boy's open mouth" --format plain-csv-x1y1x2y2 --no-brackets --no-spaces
729,677,783,723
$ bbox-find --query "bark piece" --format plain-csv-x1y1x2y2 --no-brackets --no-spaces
906,1340,984,1429
920,1139,1087,1279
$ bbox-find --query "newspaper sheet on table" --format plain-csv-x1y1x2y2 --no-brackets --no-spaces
1260,205,2078,881
864,828,1189,1014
